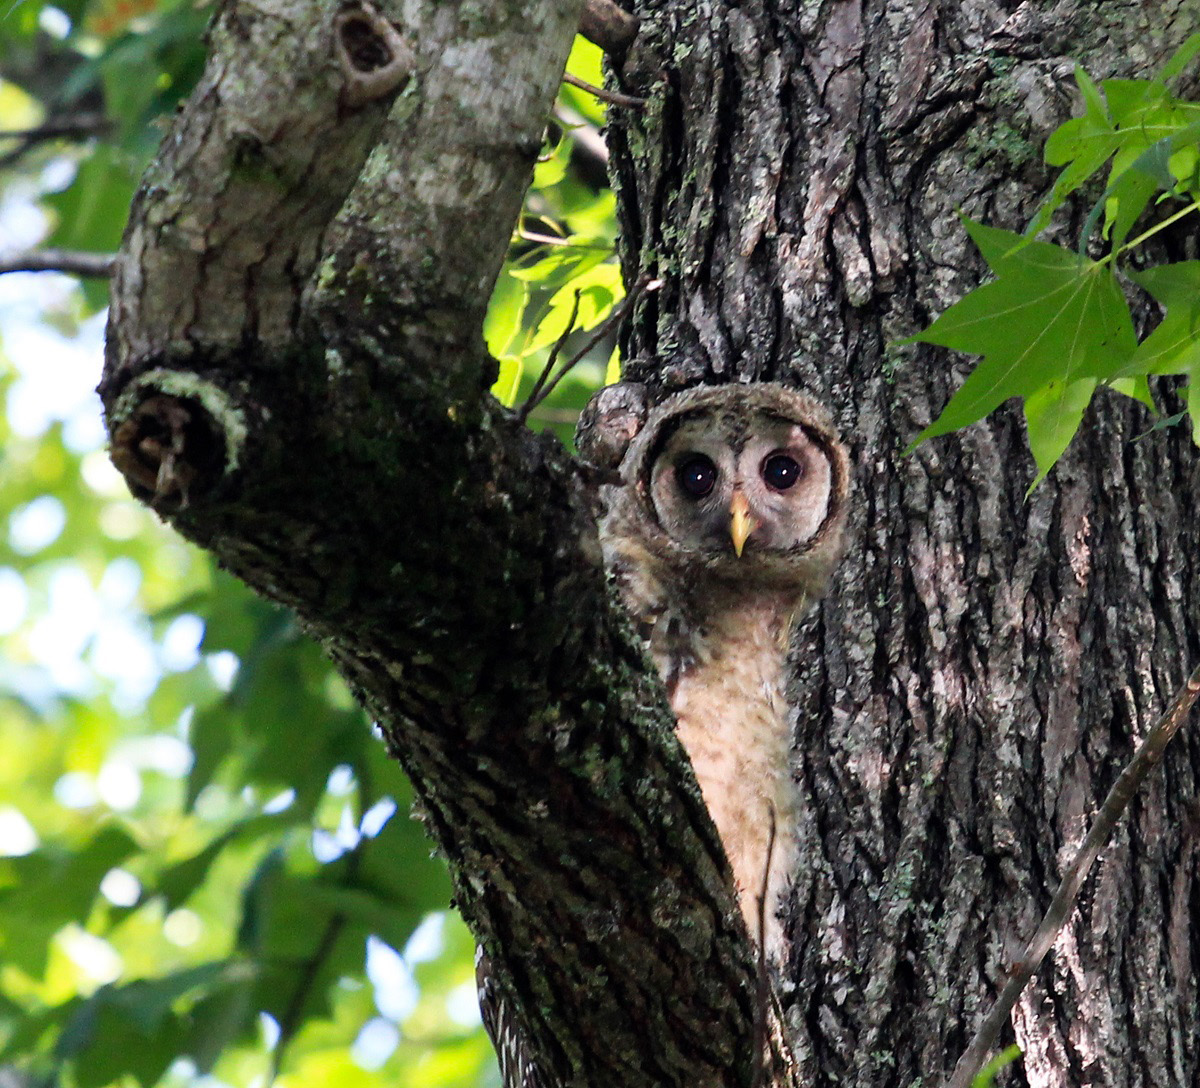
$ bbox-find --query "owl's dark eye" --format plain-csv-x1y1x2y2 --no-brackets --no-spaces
761,453,802,490
675,454,718,498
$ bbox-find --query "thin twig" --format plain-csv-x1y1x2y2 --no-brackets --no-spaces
521,212,565,236
0,113,111,169
518,228,571,247
519,276,658,421
269,766,376,1084
944,661,1200,1088
0,114,110,143
520,290,583,420
563,72,646,110
515,228,614,251
267,906,349,1085
0,249,115,278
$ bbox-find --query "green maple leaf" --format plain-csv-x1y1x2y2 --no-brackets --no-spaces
910,219,1136,448
1123,262,1200,375
1123,261,1200,444
1027,70,1121,238
1023,377,1097,491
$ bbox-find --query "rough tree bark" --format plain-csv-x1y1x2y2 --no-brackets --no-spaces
100,2,1200,1088
608,1,1200,1085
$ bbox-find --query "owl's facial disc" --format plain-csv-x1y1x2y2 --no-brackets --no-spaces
647,409,835,563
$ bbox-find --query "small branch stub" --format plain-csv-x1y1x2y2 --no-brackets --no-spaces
579,0,639,55
110,394,225,508
334,1,416,108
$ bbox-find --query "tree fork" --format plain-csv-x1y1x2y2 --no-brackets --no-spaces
100,0,1200,1085
100,1,789,1086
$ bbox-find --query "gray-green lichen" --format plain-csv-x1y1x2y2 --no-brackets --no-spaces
112,368,250,474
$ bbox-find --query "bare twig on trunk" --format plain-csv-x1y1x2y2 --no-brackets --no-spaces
0,112,111,168
563,72,646,109
946,662,1200,1088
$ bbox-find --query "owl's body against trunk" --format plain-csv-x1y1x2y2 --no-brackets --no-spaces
580,383,850,962
659,587,804,958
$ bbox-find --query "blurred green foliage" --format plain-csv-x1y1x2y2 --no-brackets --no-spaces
0,2,620,1085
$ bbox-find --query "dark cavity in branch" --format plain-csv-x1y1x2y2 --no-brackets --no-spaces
339,12,394,70
110,395,226,509
334,1,415,107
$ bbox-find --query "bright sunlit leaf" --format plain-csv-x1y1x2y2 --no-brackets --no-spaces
490,357,523,408
910,220,1135,447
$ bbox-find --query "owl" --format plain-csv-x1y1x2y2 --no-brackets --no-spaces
576,381,850,959
478,382,850,1087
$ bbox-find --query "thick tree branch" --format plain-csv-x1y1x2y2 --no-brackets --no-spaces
100,1,780,1085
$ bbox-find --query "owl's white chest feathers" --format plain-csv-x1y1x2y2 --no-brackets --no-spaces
651,592,802,962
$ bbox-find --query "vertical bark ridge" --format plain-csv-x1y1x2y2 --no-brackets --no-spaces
610,0,1200,1084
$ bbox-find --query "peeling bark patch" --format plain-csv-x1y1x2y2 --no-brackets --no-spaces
110,394,225,507
334,2,415,108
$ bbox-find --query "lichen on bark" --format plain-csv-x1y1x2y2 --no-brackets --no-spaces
101,0,1200,1086
101,1,788,1086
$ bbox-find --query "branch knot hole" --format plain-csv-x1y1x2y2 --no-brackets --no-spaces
334,2,415,108
109,372,245,510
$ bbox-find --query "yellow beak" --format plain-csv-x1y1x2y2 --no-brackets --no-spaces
729,491,758,557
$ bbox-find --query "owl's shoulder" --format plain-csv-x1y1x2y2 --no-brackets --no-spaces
599,517,668,626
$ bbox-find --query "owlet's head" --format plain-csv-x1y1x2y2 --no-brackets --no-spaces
578,382,850,597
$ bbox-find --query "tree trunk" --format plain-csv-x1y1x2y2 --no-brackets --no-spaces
100,0,1200,1086
609,1,1200,1085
